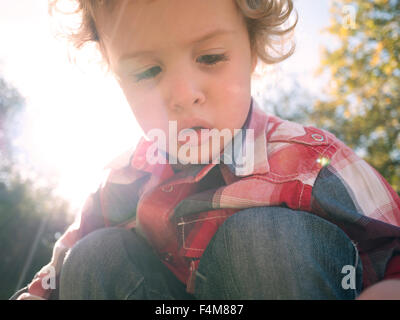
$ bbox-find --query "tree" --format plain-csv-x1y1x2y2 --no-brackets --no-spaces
0,75,73,299
311,0,400,193
0,77,24,171
258,76,315,126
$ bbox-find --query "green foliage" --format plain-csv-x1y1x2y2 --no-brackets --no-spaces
0,76,73,299
260,78,316,126
311,0,400,193
0,77,25,167
0,171,73,299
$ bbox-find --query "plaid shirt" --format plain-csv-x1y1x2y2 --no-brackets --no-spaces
24,98,400,299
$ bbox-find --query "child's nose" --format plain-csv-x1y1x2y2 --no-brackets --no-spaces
164,70,206,112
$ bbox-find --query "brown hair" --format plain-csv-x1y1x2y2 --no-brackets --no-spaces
49,0,297,66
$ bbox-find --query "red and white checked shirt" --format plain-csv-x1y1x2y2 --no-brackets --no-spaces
25,98,400,299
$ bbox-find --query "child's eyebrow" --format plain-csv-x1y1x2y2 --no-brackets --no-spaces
118,28,236,63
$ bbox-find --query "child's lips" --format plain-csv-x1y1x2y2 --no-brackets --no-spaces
178,118,213,131
177,119,214,147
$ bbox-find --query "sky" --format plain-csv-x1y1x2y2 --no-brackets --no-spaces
0,0,332,214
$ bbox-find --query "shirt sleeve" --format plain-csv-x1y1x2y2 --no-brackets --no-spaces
11,147,142,300
311,141,400,287
22,188,106,300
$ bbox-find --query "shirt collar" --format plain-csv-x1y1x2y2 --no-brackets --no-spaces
222,98,270,177
129,97,270,181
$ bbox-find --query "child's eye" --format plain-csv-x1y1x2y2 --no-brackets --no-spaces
197,54,229,66
132,54,228,83
134,66,162,82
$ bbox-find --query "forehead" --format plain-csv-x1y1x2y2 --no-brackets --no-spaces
96,0,246,56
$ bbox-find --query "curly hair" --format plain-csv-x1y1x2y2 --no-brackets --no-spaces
49,0,297,66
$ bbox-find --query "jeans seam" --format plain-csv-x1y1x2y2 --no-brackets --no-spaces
222,221,241,299
124,277,175,300
124,276,145,300
147,288,176,300
351,240,362,298
119,230,175,300
352,242,359,272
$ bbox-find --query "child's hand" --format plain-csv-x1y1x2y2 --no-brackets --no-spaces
356,279,400,300
16,293,46,300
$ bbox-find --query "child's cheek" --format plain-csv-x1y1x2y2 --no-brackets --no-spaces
119,83,168,130
216,63,252,100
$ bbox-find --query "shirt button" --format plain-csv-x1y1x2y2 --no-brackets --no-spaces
161,185,174,192
134,156,146,170
311,133,324,142
163,253,173,262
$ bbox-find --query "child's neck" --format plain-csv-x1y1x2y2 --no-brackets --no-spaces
170,162,206,173
170,162,188,173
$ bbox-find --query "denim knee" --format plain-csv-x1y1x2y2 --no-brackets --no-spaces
59,227,192,300
196,206,363,299
59,227,148,299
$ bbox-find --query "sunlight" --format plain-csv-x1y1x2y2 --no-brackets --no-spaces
0,0,143,213
0,0,330,214
16,65,142,212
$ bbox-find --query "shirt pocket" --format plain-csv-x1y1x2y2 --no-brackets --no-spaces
266,139,333,183
176,209,235,258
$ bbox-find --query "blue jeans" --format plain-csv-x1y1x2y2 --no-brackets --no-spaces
59,207,363,299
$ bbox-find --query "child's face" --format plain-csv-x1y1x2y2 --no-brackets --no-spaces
97,0,257,163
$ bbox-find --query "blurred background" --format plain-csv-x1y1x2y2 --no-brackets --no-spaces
0,0,399,299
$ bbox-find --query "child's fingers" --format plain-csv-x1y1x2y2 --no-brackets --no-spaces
16,293,46,300
357,279,400,300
